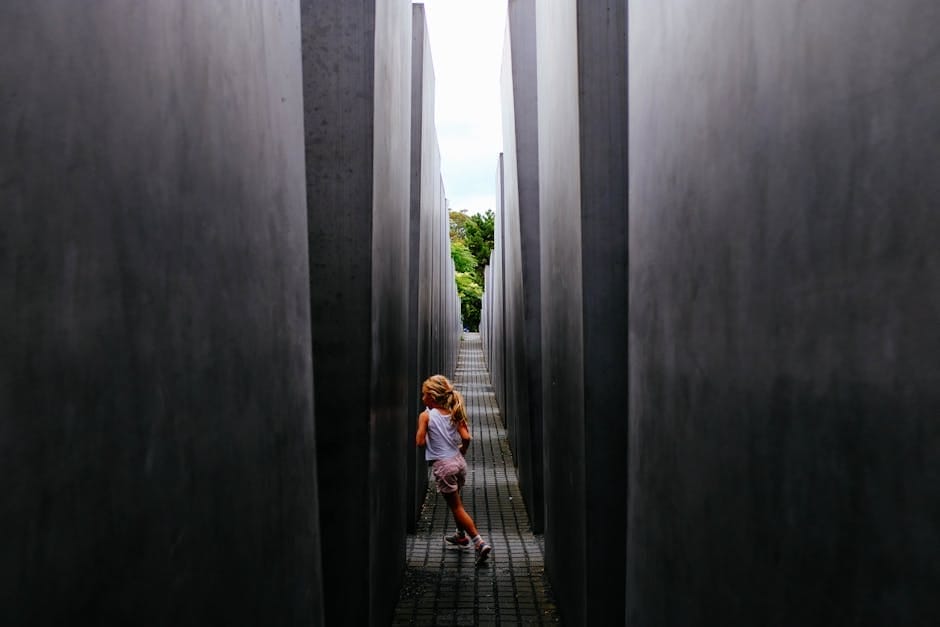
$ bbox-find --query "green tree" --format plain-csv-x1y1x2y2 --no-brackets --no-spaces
449,210,471,242
464,210,495,274
455,272,483,330
449,209,494,331
450,239,477,274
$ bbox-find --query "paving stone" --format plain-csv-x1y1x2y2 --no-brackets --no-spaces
393,334,561,625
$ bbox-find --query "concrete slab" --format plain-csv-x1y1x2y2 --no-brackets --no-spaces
536,0,629,623
628,1,940,623
0,2,321,623
499,0,545,534
301,0,413,622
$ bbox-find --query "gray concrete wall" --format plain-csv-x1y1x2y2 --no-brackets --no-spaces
481,264,494,359
628,1,940,625
498,0,545,533
536,0,629,623
301,0,413,623
408,4,431,531
0,2,322,624
481,270,490,376
409,5,461,529
485,154,508,413
499,24,524,491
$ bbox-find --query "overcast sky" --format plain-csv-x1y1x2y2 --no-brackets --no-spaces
419,0,507,215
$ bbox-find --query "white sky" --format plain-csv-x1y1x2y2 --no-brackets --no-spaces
418,0,507,215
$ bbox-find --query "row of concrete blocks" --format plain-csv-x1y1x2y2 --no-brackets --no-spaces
1,2,458,625
484,0,940,625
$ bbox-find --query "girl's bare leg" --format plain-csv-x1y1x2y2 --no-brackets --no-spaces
442,490,478,538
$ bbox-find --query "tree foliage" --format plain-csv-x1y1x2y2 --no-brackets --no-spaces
449,211,470,243
449,209,495,331
450,239,477,274
464,210,495,272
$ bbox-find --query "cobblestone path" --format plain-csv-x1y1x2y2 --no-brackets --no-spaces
393,333,561,626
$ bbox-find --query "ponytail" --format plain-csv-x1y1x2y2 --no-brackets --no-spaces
422,374,468,427
448,388,468,427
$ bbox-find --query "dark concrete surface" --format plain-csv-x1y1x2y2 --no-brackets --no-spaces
628,1,940,624
408,4,432,533
0,2,322,624
504,0,545,534
302,0,414,623
409,5,461,533
500,25,530,522
490,153,507,422
534,1,630,624
481,158,503,419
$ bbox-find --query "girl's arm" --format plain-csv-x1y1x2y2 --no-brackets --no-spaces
415,411,429,447
457,421,471,455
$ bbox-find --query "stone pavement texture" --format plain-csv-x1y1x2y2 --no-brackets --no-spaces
393,333,561,626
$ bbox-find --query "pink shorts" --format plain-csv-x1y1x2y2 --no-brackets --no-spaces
431,455,467,494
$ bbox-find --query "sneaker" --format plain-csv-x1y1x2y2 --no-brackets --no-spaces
474,540,492,566
444,530,470,549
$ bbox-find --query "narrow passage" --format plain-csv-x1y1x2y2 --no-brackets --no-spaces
393,333,561,625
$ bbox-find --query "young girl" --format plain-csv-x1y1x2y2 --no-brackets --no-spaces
415,374,492,565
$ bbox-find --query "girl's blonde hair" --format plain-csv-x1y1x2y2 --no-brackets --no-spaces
422,374,468,426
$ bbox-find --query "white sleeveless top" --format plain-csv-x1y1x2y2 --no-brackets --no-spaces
425,407,461,461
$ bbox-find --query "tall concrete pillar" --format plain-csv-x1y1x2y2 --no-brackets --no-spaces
499,0,545,533
490,154,508,412
408,5,459,529
536,0,629,623
628,1,940,624
1,2,322,624
301,0,412,623
408,3,430,531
